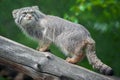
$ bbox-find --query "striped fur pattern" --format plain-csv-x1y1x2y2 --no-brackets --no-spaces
12,6,113,75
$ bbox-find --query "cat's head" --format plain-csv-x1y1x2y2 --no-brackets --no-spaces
12,6,44,26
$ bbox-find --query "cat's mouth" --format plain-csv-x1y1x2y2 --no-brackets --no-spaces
25,13,33,20
27,16,32,20
25,16,32,21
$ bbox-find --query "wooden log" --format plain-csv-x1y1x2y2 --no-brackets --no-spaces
0,36,114,80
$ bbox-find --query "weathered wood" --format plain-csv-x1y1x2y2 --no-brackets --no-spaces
0,36,114,80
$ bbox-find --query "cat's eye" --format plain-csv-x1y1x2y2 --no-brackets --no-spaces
29,11,34,14
23,12,27,14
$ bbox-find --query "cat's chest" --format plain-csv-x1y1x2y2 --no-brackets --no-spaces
23,25,42,39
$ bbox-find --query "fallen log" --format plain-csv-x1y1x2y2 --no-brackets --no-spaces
0,36,114,80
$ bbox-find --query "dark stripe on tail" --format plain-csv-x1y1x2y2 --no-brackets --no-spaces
85,37,113,75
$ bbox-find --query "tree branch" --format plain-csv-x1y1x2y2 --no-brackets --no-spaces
0,36,114,80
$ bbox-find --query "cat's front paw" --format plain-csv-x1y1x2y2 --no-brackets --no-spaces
37,47,50,52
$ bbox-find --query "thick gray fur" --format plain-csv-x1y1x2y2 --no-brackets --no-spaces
12,6,113,75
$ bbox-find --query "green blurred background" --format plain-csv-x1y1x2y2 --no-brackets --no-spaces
0,0,120,79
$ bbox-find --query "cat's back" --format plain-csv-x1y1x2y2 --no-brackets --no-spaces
45,15,90,36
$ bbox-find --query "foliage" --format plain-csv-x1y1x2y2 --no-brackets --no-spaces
0,0,120,77
0,77,6,80
64,0,120,32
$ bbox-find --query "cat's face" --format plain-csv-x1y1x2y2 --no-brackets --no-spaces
12,6,40,26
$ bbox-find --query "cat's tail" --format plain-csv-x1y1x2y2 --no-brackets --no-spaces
85,37,113,75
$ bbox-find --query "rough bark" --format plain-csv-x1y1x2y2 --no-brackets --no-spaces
0,36,114,80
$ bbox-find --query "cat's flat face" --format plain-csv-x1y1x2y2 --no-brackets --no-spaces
12,6,40,26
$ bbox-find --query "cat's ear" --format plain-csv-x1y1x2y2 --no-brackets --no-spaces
12,9,19,18
32,6,39,10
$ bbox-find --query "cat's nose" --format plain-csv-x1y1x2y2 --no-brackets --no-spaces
27,14,32,20
28,16,32,19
